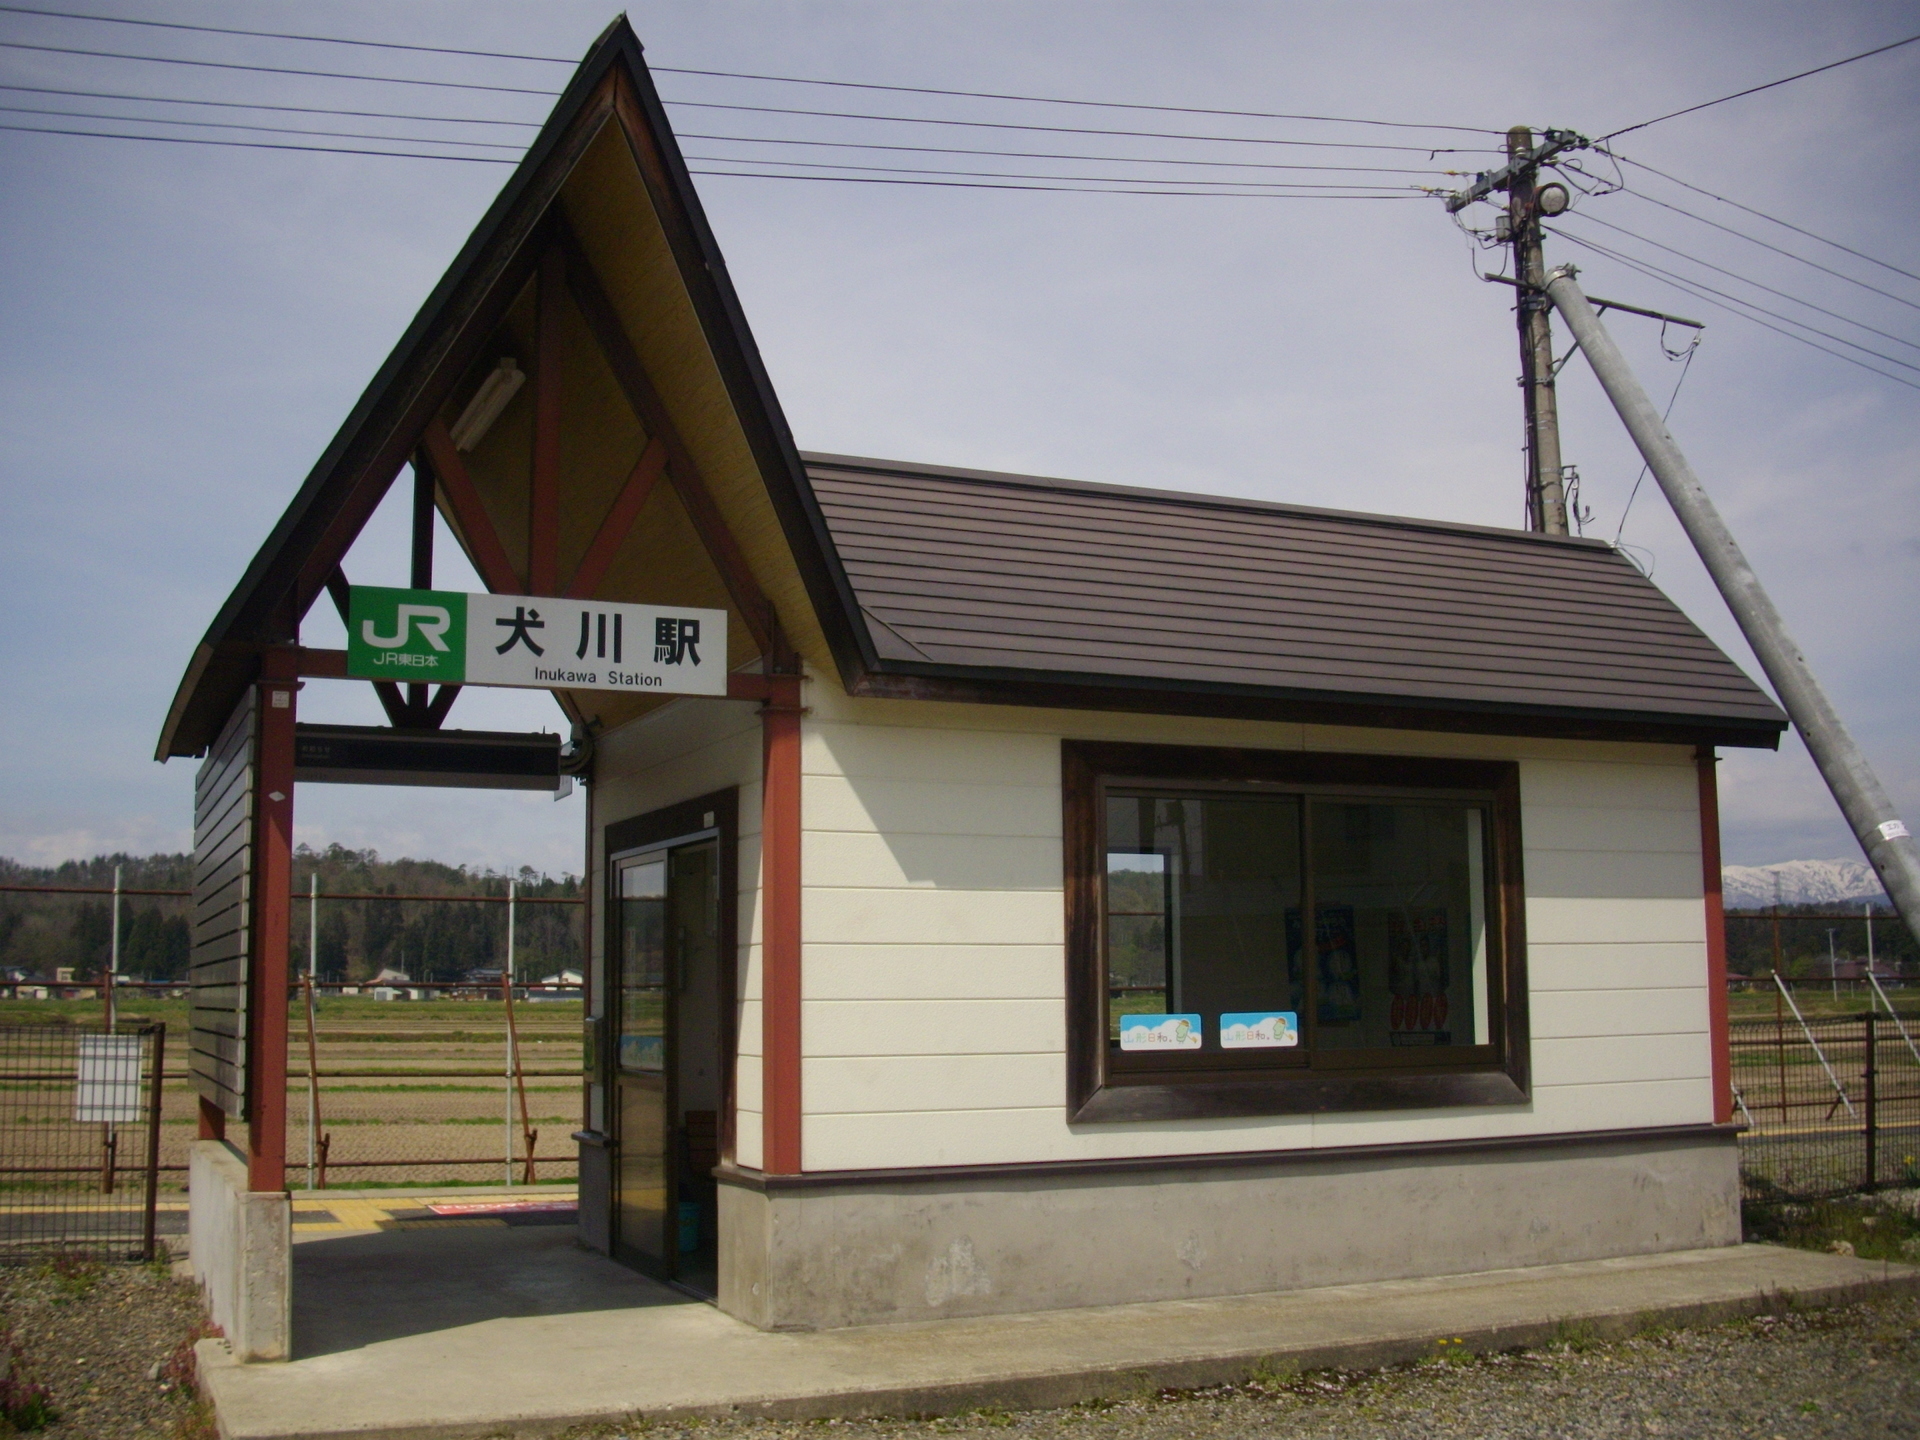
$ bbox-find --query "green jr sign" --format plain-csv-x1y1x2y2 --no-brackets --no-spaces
344,586,730,696
346,587,470,683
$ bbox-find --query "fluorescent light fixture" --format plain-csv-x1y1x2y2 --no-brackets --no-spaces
449,357,525,451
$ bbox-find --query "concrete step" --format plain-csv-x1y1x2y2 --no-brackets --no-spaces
199,1235,1920,1440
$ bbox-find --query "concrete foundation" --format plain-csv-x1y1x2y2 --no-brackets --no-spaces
189,1141,291,1361
717,1128,1741,1330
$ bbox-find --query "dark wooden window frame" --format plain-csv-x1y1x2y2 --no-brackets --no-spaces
1064,741,1530,1123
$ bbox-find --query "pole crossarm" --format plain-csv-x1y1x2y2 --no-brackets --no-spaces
1442,129,1588,212
1544,263,1920,949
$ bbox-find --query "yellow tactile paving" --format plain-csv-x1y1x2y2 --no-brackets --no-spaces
289,1195,536,1234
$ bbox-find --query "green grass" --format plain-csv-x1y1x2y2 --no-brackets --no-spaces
1744,1196,1920,1262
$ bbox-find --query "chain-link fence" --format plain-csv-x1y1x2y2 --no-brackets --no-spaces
283,984,581,1188
0,1022,165,1260
1734,1011,1920,1201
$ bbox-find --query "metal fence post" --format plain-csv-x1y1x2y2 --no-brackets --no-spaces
143,1024,165,1261
1864,1012,1878,1193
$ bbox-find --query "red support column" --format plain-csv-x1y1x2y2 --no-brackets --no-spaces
759,677,804,1175
1697,747,1733,1126
198,1096,225,1142
249,651,299,1192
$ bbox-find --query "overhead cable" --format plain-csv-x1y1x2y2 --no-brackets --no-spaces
0,122,1420,195
1602,31,1920,139
1570,210,1920,350
0,81,542,126
0,86,1461,173
681,154,1424,191
1618,185,1920,314
1548,225,1920,374
0,6,1498,133
657,99,1493,153
0,42,1493,153
0,40,562,95
0,103,528,149
1615,151,1920,286
1546,226,1920,390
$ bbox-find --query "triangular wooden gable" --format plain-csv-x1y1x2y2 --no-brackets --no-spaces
159,18,865,758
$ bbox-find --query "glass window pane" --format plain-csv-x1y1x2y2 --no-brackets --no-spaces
618,858,666,1071
1308,800,1490,1050
1105,794,1302,1052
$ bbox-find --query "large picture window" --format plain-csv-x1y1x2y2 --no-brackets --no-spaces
1065,742,1529,1122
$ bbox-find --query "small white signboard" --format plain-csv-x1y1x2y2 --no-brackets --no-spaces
75,1034,143,1123
347,587,729,697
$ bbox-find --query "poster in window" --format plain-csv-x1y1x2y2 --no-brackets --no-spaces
1289,906,1360,1026
1387,908,1451,1044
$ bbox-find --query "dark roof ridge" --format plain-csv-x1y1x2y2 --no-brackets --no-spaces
801,451,1617,552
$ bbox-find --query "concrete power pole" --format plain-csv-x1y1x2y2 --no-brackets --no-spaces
1507,127,1569,535
1545,264,1920,951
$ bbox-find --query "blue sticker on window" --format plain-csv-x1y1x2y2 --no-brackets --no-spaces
1219,1012,1298,1048
1118,1013,1203,1051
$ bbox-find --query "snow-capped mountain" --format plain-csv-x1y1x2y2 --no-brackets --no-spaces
1722,858,1888,910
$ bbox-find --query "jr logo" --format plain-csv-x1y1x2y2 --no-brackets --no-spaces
345,586,469,683
361,604,452,651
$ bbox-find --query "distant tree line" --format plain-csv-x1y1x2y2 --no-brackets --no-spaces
0,845,581,984
1724,903,1913,978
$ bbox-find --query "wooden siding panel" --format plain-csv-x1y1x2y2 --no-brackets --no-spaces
190,692,253,1118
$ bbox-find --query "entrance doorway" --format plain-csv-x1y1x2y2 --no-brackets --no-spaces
611,833,724,1293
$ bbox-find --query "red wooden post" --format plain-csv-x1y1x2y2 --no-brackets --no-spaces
759,677,804,1174
198,1095,225,1142
1697,747,1733,1126
249,650,298,1193
529,245,565,596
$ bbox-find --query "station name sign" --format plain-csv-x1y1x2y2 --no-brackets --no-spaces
345,586,727,696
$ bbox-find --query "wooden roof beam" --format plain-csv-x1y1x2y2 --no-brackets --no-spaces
567,437,667,600
555,218,785,661
421,419,524,596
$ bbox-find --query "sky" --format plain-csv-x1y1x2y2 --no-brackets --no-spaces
0,0,1915,879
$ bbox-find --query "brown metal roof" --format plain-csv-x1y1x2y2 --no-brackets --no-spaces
803,454,1786,746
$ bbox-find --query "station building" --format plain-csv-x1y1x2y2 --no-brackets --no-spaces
159,19,1784,1352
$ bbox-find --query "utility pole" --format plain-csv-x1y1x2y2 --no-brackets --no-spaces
1543,265,1920,951
1506,127,1569,534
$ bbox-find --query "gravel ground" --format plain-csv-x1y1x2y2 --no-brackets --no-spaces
0,1257,212,1438
544,1296,1920,1440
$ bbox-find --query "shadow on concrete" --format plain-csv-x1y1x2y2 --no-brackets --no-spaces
293,1223,690,1358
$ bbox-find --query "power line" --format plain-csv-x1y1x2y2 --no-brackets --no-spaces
0,121,1423,196
682,132,1455,174
0,41,1494,154
1616,184,1920,315
1549,223,1920,374
0,81,541,127
0,39,561,96
1615,151,1920,287
1602,31,1920,139
1547,225,1920,389
0,103,528,150
0,4,575,64
0,120,514,162
0,84,1460,178
657,99,1492,154
0,6,1499,134
656,66,1496,135
1570,209,1920,351
689,168,1422,198
681,153,1422,192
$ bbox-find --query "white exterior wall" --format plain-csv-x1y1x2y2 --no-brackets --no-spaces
798,677,1711,1171
592,695,765,1168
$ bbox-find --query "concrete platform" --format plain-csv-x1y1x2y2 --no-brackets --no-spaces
200,1227,1920,1440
